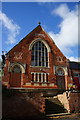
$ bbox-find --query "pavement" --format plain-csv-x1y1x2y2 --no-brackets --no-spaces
47,113,80,120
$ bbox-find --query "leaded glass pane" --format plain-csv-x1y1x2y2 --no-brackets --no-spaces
31,41,48,67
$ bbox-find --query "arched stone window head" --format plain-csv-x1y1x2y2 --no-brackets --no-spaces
29,39,50,67
10,63,25,73
57,68,65,76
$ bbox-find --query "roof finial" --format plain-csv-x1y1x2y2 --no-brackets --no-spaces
38,22,41,25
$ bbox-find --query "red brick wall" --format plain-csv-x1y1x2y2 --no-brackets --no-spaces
2,88,45,119
69,92,80,112
71,69,80,90
2,25,72,89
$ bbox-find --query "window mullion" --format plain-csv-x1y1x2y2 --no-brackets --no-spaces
44,73,46,82
37,73,39,82
41,42,42,67
38,42,39,66
44,47,46,67
41,73,43,82
34,73,36,82
47,52,49,67
34,45,35,66
43,46,45,67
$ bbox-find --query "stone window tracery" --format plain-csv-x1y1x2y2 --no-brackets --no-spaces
31,41,48,67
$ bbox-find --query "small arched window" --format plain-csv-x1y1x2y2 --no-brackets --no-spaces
57,68,64,76
12,65,21,73
31,41,48,67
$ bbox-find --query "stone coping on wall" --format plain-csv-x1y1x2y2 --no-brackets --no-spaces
5,88,66,96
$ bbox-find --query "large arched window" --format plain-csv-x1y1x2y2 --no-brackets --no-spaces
31,41,48,67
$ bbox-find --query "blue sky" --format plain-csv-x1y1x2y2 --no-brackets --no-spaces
0,2,79,61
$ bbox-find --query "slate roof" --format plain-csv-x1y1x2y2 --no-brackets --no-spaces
69,61,80,70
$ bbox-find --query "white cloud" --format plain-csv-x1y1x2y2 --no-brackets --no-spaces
49,4,78,56
52,4,69,19
67,56,78,62
78,57,80,62
0,11,20,44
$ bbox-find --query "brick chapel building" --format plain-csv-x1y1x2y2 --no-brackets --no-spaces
2,25,80,90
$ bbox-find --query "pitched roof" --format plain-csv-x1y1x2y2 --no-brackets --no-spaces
69,61,80,70
7,24,66,59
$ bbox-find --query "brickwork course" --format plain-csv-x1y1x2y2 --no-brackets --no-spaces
3,25,79,90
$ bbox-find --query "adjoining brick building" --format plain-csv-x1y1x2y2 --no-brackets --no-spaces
2,25,80,91
69,62,80,90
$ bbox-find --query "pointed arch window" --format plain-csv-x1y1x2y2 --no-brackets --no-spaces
31,41,48,67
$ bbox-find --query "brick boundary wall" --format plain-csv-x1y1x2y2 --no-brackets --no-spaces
2,87,45,119
57,91,80,113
